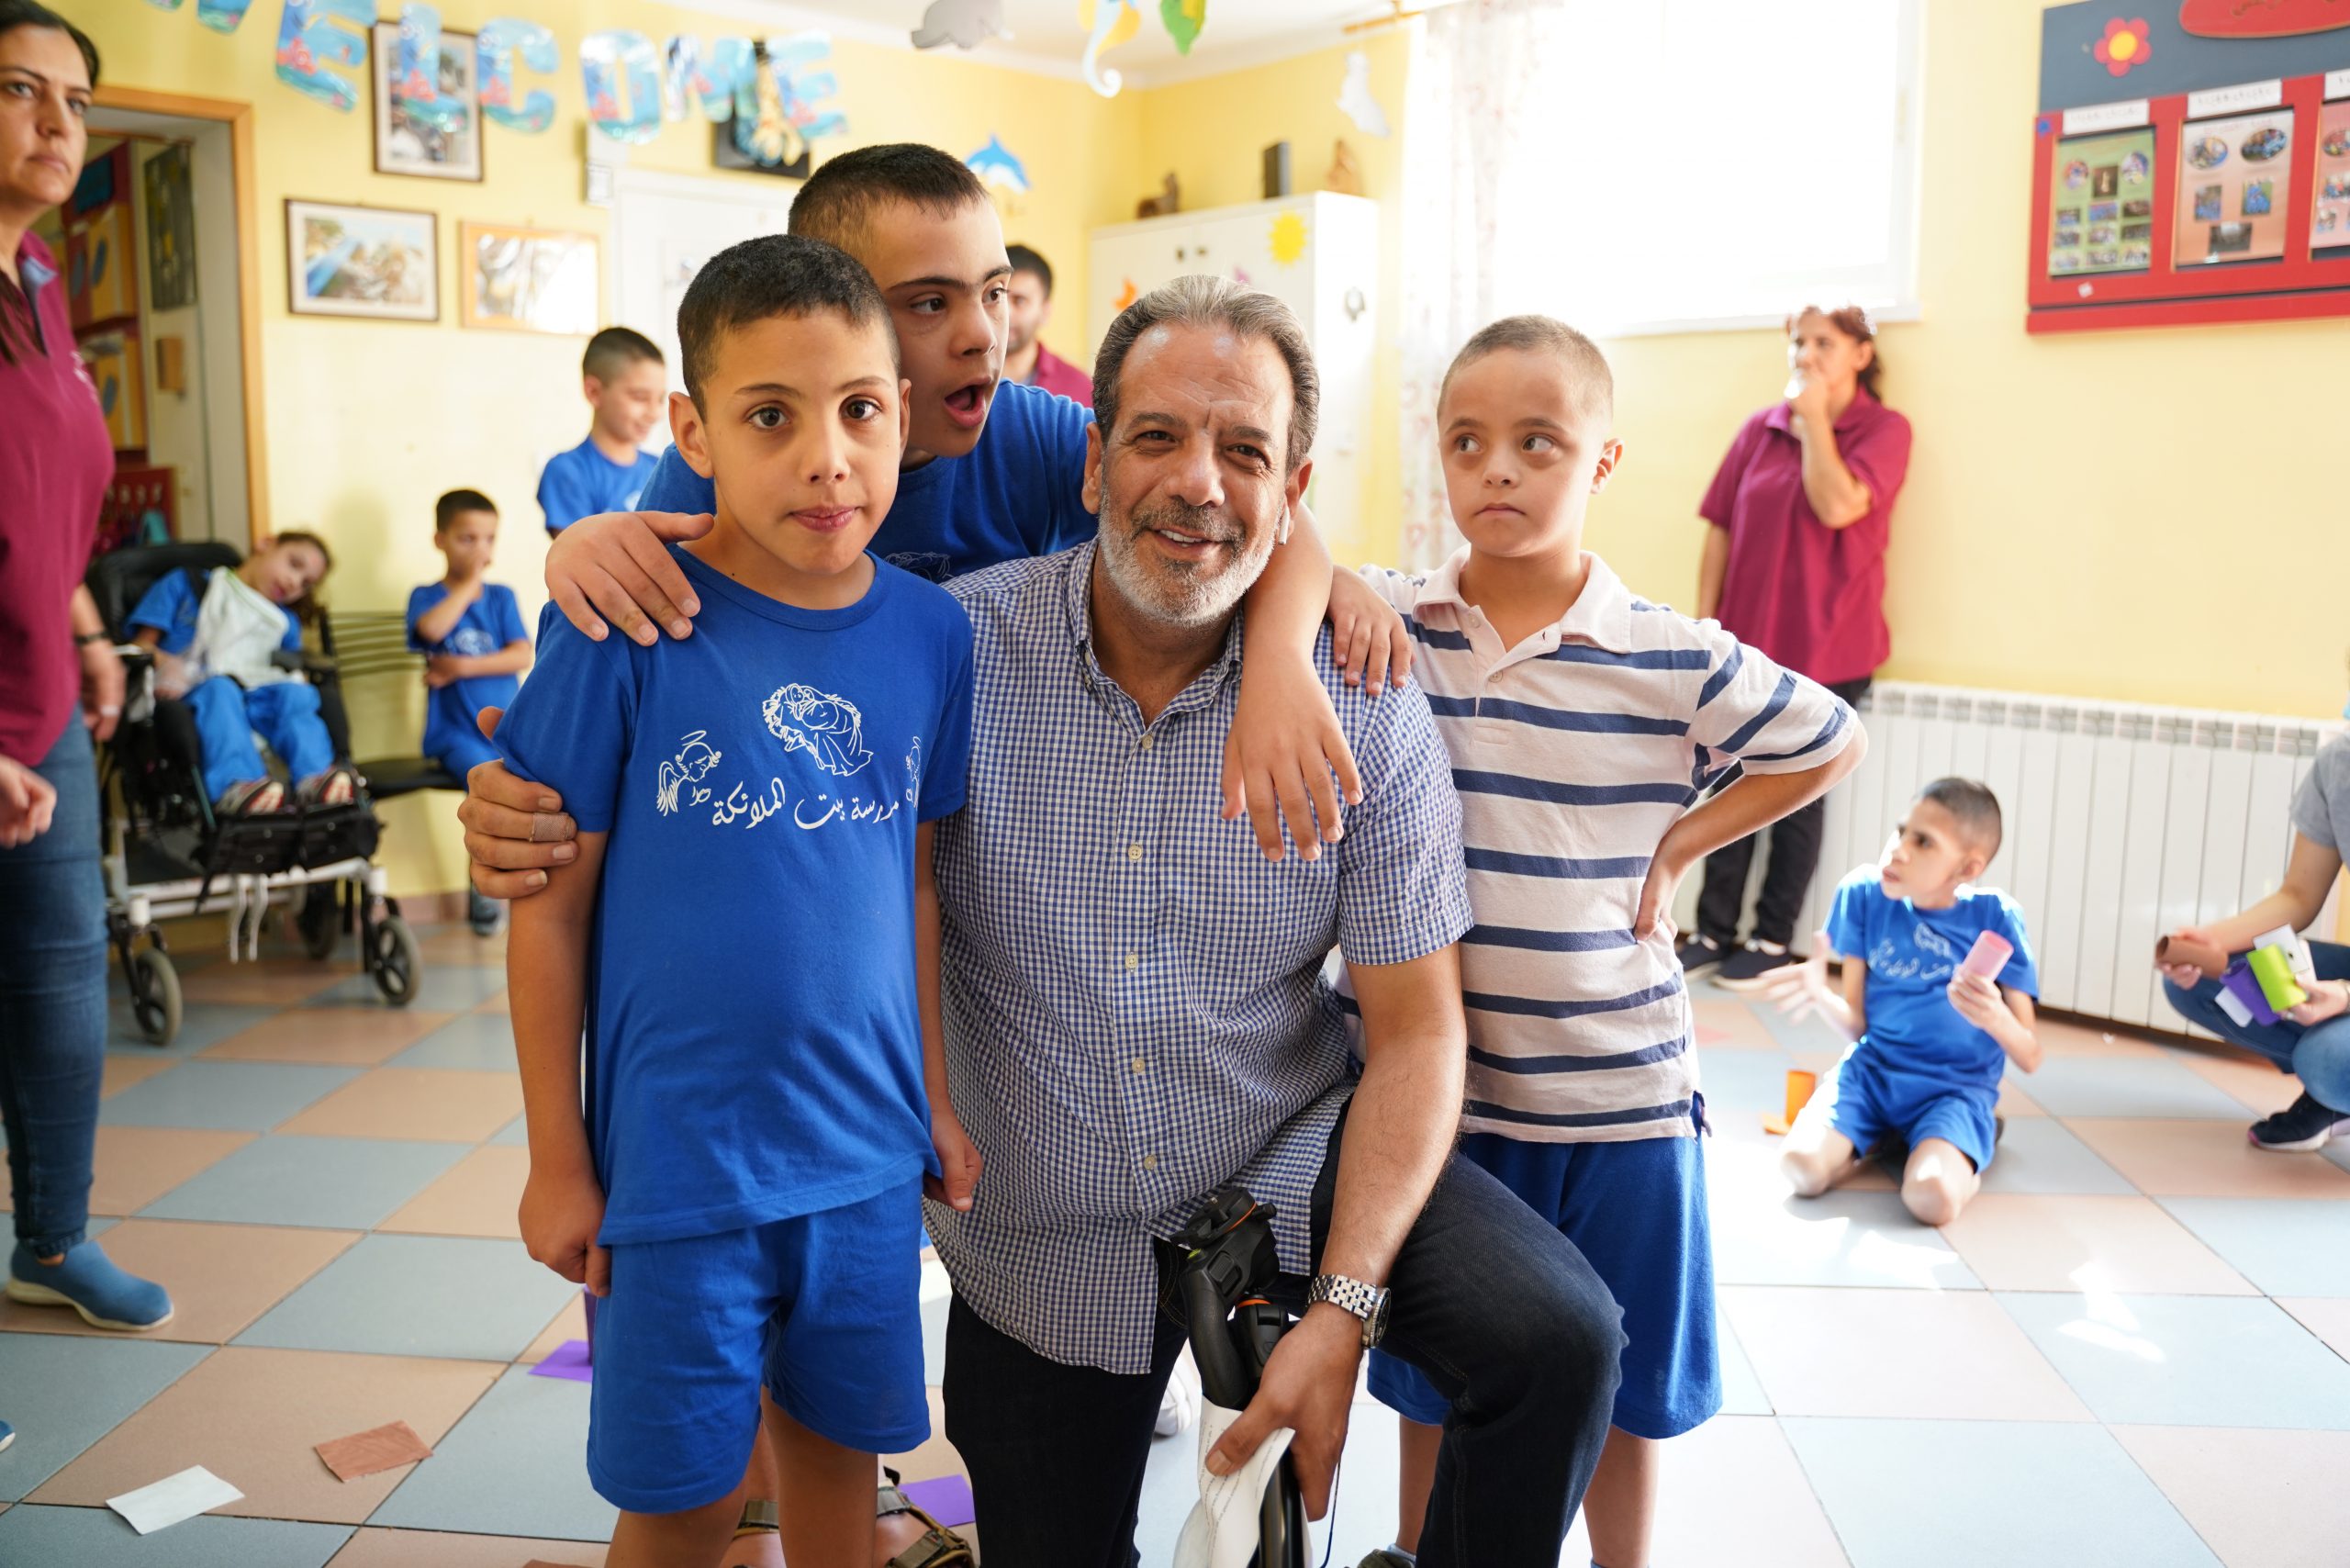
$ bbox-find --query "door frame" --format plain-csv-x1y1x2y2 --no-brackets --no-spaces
91,84,271,543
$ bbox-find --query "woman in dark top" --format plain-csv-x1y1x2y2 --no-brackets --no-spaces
1682,305,1914,990
0,3,173,1455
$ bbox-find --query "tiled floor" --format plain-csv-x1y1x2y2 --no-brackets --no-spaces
4,936,2347,1566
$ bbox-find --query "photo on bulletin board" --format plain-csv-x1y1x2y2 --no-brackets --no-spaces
2047,127,2154,278
2317,100,2350,252
79,328,145,452
285,200,438,321
372,21,483,182
2174,107,2293,269
460,221,599,335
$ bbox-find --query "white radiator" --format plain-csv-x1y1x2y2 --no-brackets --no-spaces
1787,683,2341,1035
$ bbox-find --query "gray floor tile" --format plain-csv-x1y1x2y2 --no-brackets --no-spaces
106,1002,278,1056
487,1115,528,1148
1781,1417,2217,1568
97,1062,361,1133
385,1013,518,1072
308,965,507,1013
2020,1056,2255,1119
1718,1319,1772,1415
367,1365,615,1540
0,1505,350,1567
0,1334,211,1501
140,1136,467,1230
2158,1198,2350,1298
1706,1169,1981,1291
1999,1291,2350,1428
234,1235,577,1361
1978,1118,2137,1195
1694,1050,1799,1113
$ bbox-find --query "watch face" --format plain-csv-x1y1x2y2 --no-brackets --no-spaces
1365,1289,1393,1347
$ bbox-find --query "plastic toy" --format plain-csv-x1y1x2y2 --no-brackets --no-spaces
2155,933,2229,978
1762,1070,1818,1137
1962,930,2015,980
2247,946,2309,1012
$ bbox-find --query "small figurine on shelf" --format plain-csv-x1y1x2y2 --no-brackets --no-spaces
1136,171,1179,218
1324,137,1361,196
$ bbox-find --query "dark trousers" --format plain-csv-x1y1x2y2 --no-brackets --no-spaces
0,723,109,1257
943,1114,1626,1568
1696,677,1873,948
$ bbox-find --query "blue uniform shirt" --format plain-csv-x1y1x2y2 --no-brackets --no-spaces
407,581,530,765
126,568,299,657
496,546,976,1245
1826,868,2040,1091
539,437,664,534
635,380,1096,581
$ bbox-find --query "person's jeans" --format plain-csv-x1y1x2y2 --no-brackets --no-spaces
185,677,333,802
942,1110,1626,1568
2162,939,2350,1113
0,722,109,1257
1696,677,1874,948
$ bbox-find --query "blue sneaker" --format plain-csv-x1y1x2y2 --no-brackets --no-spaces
6,1242,173,1331
1,1416,14,1452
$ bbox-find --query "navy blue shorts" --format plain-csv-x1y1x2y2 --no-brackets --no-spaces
586,1180,930,1514
1366,1130,1720,1441
1803,1048,1999,1174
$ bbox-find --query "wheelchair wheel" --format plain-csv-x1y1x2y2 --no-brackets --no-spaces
371,915,420,1007
129,946,183,1047
298,884,341,961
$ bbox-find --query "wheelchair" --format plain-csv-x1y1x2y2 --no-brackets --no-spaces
1177,1186,1309,1568
84,542,423,1046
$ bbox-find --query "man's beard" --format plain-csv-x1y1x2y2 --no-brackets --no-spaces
1096,495,1271,630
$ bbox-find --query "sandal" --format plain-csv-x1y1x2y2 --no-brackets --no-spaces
878,1468,977,1568
721,1497,779,1567
215,778,285,817
297,765,361,807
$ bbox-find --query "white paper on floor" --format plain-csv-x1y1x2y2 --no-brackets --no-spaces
106,1464,244,1534
1172,1400,1295,1568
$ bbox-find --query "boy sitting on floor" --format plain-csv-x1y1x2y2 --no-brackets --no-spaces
1770,778,2041,1226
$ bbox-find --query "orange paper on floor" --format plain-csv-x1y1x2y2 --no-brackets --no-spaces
315,1420,433,1482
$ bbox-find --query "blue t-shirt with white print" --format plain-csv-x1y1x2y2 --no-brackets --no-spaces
126,568,300,657
495,545,975,1245
635,379,1096,581
538,438,663,534
1826,867,2040,1092
406,581,530,765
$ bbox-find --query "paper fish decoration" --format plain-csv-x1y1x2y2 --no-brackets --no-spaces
966,135,1031,196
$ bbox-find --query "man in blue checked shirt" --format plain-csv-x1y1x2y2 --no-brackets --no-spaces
463,276,1624,1568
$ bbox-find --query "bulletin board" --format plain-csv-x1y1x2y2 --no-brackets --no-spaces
2030,4,2350,332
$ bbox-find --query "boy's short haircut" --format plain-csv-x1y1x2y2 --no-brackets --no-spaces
435,488,498,532
676,234,899,409
1918,777,2004,859
1440,314,1615,428
787,143,989,255
583,327,663,384
1006,244,1052,296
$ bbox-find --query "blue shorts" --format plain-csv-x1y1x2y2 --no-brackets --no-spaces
1806,1047,1999,1174
586,1180,930,1514
1366,1129,1720,1441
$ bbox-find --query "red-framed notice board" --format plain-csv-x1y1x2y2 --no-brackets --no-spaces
2031,4,2350,332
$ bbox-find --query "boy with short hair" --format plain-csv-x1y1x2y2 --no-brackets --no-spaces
538,327,666,536
495,235,977,1568
1773,778,2041,1227
408,488,531,934
1340,317,1865,1568
1003,242,1091,405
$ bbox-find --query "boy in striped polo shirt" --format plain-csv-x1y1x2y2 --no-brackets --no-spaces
1346,318,1864,1568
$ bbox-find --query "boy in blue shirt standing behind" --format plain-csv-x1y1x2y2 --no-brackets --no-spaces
537,328,667,536
1772,778,2042,1226
408,488,531,934
496,235,976,1568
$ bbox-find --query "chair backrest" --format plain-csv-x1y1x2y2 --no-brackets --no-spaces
317,608,420,681
85,542,241,640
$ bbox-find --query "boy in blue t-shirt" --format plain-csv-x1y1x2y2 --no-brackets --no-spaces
495,236,977,1566
536,327,666,536
1771,778,2042,1227
407,489,531,935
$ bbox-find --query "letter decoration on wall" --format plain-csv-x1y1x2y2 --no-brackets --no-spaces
197,0,257,28
274,0,373,111
581,29,664,144
391,4,464,132
666,34,750,122
476,17,555,133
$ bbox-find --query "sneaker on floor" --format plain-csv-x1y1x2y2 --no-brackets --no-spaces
2248,1092,2350,1153
1675,933,1727,974
0,1417,13,1453
6,1241,173,1331
468,888,503,936
1713,941,1798,991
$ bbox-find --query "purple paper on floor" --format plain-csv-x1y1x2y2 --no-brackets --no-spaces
529,1338,593,1383
901,1473,975,1529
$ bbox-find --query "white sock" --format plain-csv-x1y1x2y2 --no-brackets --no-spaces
1385,1547,1417,1566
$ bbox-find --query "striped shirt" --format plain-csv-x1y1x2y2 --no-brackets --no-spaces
925,543,1473,1373
1356,548,1857,1143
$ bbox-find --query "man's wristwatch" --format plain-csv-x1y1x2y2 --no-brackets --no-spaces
1306,1273,1392,1349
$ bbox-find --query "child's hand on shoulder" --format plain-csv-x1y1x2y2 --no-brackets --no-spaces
1327,567,1413,696
925,1107,984,1214
520,1159,610,1295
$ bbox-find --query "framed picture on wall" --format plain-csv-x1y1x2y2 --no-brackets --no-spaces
79,328,146,452
285,200,439,322
371,21,482,182
460,221,599,335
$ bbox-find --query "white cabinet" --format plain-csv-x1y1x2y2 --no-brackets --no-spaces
1089,194,1379,540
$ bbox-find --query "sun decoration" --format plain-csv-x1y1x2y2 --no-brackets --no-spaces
2092,16,2151,76
1269,210,1308,266
1113,276,1138,310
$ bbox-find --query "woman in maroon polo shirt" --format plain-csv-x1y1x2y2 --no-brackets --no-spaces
0,3,173,1421
1682,304,1913,991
